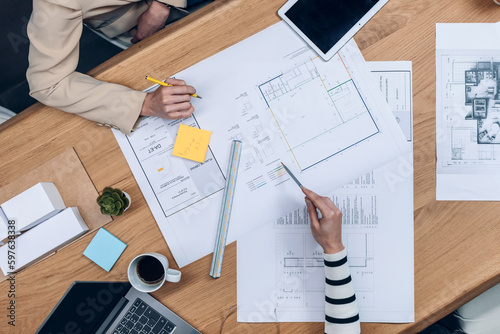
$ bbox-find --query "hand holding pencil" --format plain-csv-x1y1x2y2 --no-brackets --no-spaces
281,162,344,255
146,76,202,99
302,187,345,255
140,77,199,120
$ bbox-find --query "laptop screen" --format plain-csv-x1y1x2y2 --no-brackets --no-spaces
37,281,131,334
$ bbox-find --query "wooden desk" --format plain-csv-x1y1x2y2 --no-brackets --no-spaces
1,0,500,332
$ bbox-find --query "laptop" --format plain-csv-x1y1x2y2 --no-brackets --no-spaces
36,281,201,334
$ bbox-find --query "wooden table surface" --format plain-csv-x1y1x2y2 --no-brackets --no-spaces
1,0,500,332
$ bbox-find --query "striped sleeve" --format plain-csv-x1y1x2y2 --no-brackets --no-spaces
324,248,360,334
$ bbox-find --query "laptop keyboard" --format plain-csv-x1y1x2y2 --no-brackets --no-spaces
112,298,177,334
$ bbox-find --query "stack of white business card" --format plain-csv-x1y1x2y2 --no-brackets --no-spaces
0,183,89,275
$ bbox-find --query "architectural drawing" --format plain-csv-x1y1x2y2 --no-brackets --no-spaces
438,55,500,169
237,61,413,323
436,23,500,200
124,117,226,217
259,59,380,171
275,231,375,309
463,62,500,144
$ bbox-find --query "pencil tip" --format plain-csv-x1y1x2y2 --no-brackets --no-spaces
144,76,148,79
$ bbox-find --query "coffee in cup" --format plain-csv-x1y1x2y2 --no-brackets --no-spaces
136,255,165,285
128,252,181,293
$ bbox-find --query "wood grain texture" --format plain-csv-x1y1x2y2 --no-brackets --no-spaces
1,0,500,333
0,148,112,282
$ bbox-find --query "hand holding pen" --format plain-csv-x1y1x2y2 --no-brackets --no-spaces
140,77,200,120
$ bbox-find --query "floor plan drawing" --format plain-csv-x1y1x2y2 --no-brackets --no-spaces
259,58,380,171
436,23,500,200
464,62,500,144
438,55,500,169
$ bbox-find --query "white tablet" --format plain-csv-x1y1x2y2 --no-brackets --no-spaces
278,0,390,61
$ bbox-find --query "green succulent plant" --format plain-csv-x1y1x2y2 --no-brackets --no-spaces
97,187,130,216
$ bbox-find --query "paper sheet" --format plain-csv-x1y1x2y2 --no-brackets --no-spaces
113,22,410,267
436,23,500,200
237,61,414,323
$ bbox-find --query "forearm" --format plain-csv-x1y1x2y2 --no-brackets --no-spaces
324,248,360,334
29,72,146,134
26,0,145,134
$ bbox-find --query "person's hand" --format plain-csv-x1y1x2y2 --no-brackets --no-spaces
140,78,196,119
302,187,345,254
131,1,170,44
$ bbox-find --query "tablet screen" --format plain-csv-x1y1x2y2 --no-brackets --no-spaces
284,0,380,54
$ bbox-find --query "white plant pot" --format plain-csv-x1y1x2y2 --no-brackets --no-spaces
122,191,131,212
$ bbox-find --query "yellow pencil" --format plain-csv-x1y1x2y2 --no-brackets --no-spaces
145,76,202,99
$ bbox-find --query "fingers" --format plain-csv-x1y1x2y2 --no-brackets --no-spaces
155,85,196,117
131,29,147,43
163,102,192,113
302,187,330,214
159,92,191,104
165,78,187,86
141,78,197,119
325,198,340,213
167,106,195,119
302,187,342,220
305,197,320,230
159,84,196,96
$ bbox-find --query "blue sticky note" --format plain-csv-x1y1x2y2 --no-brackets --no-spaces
83,228,127,272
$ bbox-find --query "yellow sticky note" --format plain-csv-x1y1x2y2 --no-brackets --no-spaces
172,124,212,163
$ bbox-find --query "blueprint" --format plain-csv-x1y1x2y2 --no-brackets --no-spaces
113,22,409,267
237,62,414,323
436,23,500,200
258,57,380,171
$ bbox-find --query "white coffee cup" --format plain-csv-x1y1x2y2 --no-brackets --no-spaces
127,252,181,293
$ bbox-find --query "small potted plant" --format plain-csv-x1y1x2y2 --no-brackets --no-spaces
97,187,131,216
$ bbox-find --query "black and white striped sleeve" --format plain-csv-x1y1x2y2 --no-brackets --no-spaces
324,248,360,334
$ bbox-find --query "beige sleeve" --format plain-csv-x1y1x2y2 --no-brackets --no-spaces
26,0,146,135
